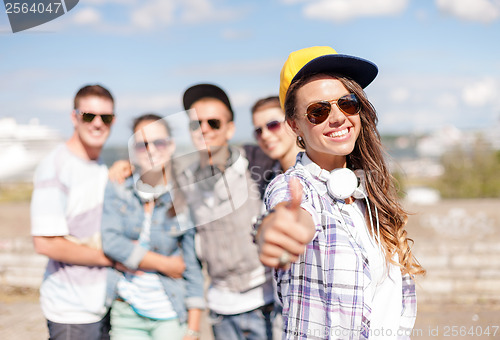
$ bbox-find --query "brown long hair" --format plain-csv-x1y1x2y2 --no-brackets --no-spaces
285,73,425,277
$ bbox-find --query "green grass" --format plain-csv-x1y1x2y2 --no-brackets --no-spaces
0,182,33,203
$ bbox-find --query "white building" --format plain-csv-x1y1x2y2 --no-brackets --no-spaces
0,118,63,181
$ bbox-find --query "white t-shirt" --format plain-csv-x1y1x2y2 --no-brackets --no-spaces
31,144,109,324
344,200,402,339
117,211,177,320
206,267,275,315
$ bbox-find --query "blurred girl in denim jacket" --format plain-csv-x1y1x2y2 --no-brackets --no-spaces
101,114,204,340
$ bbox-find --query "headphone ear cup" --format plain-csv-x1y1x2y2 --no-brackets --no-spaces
326,168,358,200
352,169,367,199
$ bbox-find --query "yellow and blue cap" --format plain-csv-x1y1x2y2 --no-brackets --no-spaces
279,46,378,109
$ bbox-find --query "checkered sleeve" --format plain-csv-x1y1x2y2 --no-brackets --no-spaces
267,172,372,339
399,273,417,337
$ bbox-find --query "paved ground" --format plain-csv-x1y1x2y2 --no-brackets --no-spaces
1,200,500,339
0,201,214,340
0,279,216,340
2,288,499,339
0,287,47,339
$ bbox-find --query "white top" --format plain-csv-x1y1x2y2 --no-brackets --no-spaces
206,268,275,315
193,222,275,315
117,211,177,320
30,144,109,324
342,200,402,339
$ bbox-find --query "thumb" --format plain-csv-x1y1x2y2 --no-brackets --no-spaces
286,177,303,218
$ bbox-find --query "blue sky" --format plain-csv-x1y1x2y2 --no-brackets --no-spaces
1,0,500,147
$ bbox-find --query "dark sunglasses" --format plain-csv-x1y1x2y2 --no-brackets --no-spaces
189,119,222,131
134,138,172,152
253,120,283,140
305,94,361,125
76,109,115,124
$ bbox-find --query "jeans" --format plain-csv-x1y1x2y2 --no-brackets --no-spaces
272,303,283,340
209,303,274,340
47,311,111,340
109,299,186,340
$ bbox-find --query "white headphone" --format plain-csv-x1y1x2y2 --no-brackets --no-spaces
301,157,381,248
135,177,171,202
326,168,366,200
328,168,381,248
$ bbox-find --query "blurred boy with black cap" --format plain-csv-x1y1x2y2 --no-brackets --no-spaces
179,83,275,339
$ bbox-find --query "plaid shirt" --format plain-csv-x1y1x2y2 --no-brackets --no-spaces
264,153,416,339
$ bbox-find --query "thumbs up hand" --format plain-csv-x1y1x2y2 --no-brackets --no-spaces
285,176,303,218
257,177,315,269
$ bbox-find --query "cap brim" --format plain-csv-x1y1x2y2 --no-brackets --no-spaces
182,84,233,115
291,54,378,89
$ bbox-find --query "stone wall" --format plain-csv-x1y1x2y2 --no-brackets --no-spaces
0,237,46,288
407,199,500,305
1,200,500,306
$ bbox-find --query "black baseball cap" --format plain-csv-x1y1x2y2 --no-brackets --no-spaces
182,83,234,121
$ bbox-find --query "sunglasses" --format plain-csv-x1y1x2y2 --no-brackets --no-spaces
76,109,115,124
189,119,222,131
253,120,283,140
134,138,172,152
305,94,361,125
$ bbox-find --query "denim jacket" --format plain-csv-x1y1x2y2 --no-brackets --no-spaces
101,176,205,323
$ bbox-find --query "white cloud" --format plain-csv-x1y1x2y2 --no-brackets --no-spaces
280,0,310,4
174,58,282,77
65,0,242,32
118,93,180,112
390,88,409,102
84,0,137,4
0,23,12,33
372,73,500,133
230,91,255,108
73,7,102,25
379,109,413,127
38,97,72,112
222,29,252,41
436,0,500,23
415,9,429,22
462,78,498,106
131,1,176,30
436,93,459,110
128,0,243,30
379,108,447,133
0,69,52,90
380,108,451,133
180,0,237,24
303,0,409,21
